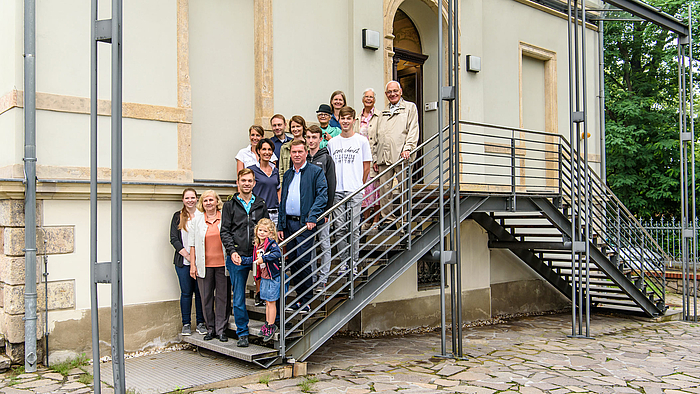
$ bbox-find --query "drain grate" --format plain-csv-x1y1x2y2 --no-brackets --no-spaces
100,349,261,393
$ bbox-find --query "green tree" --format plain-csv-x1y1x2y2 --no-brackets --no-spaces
604,0,700,219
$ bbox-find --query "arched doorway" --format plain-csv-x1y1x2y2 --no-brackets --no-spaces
392,9,428,139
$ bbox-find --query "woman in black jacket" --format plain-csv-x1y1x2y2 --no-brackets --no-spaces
170,188,206,336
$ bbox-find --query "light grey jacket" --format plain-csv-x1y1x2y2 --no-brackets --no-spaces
187,210,227,278
374,98,420,165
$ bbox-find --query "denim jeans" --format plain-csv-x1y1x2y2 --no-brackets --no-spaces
334,191,363,266
174,264,205,326
226,256,252,337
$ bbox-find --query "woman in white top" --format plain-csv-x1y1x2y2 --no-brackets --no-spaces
235,125,278,173
169,188,206,336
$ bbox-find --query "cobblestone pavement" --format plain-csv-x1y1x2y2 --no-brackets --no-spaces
1,311,699,393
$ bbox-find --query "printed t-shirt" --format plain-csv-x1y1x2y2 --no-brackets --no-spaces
327,133,372,192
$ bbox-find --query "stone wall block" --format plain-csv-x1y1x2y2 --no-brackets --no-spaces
0,255,43,286
2,281,75,315
1,311,45,343
0,200,42,227
2,226,74,256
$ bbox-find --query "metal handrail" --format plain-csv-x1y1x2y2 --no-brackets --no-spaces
278,131,446,358
278,132,441,249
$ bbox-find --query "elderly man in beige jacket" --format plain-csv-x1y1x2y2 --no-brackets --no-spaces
373,80,419,230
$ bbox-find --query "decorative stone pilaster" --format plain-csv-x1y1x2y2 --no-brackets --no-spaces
0,200,75,362
254,0,274,128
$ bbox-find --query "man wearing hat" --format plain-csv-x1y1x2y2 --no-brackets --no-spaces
316,104,341,149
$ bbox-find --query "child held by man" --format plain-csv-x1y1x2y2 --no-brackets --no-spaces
243,218,282,342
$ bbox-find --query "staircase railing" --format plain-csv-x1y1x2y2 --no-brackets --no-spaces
277,131,447,359
560,138,668,308
457,120,668,309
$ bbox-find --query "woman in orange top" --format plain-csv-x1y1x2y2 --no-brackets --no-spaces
188,190,229,342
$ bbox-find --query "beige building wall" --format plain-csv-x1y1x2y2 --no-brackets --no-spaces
189,0,255,181
0,0,600,355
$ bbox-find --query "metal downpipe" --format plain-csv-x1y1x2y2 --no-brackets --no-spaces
23,0,38,373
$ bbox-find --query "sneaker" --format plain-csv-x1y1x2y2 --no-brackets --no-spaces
286,302,301,312
260,323,269,338
203,332,215,341
237,335,249,347
196,323,207,335
338,265,349,275
299,305,311,314
263,324,278,343
255,292,264,307
361,222,372,231
314,283,326,293
181,324,192,336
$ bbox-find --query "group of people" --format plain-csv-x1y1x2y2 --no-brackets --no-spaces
169,81,420,348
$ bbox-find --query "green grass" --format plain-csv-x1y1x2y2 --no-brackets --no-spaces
258,375,271,385
78,373,93,385
297,376,319,393
49,353,89,376
7,365,24,378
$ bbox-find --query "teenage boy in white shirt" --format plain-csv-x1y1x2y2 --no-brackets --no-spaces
327,106,372,274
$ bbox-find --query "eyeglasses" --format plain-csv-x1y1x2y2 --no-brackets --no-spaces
317,113,330,117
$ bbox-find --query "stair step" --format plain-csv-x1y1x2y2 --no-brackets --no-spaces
502,224,557,228
591,298,639,307
228,317,303,342
180,332,279,363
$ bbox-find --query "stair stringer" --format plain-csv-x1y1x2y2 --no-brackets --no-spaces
288,196,490,361
529,197,664,317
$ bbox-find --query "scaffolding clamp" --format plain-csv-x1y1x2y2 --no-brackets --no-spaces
441,86,455,101
572,241,586,253
682,229,695,238
94,261,112,283
95,19,112,43
572,111,585,123
681,132,693,142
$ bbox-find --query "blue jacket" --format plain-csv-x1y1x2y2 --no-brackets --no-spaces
241,239,282,278
278,162,328,231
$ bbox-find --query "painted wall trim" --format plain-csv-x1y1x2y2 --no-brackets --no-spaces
0,90,192,124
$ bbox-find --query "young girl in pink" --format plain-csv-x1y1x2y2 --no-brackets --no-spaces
248,218,282,342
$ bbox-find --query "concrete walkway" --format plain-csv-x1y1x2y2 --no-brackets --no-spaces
1,311,699,393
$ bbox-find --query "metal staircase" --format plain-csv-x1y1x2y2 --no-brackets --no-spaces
183,120,668,367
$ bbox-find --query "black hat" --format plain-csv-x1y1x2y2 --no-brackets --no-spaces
316,104,333,115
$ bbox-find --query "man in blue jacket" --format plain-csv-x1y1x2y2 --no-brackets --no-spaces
278,140,328,313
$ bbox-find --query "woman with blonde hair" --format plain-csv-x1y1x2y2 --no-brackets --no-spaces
169,188,206,336
188,190,229,342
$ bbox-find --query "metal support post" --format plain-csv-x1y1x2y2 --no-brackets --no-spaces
452,0,463,358
407,164,412,251
437,0,447,357
89,0,125,391
690,5,697,322
349,204,356,300
89,0,101,390
23,0,38,373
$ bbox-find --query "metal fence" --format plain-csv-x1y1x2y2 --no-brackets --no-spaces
641,218,700,269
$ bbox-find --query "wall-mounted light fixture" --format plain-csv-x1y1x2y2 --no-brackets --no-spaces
362,29,380,50
466,55,481,73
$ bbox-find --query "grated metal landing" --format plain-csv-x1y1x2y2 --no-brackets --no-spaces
100,349,261,393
